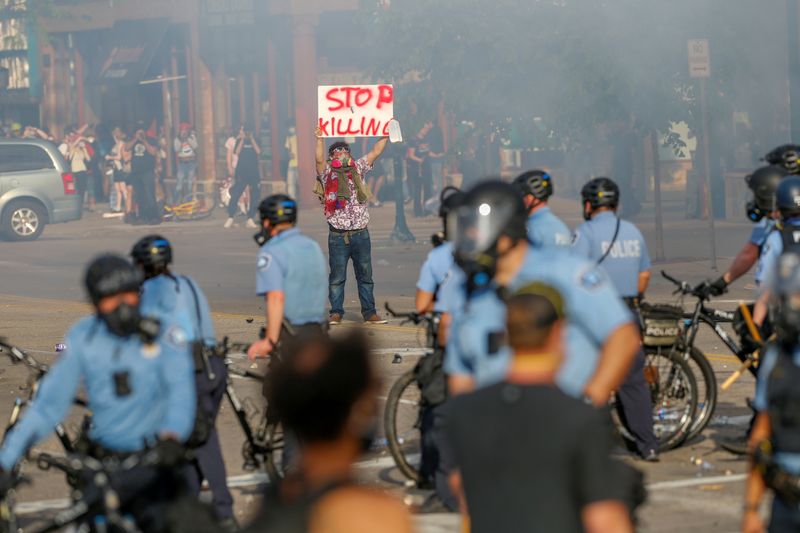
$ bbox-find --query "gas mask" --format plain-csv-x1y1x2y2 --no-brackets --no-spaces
455,246,499,297
100,302,142,338
254,227,271,247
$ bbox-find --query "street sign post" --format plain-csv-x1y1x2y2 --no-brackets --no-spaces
688,38,717,270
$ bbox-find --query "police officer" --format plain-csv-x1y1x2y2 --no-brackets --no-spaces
434,181,639,509
743,252,800,532
130,235,235,527
247,194,328,359
0,254,195,528
413,187,464,492
572,177,659,461
696,165,785,299
752,177,800,327
445,180,639,402
512,169,571,249
416,186,465,314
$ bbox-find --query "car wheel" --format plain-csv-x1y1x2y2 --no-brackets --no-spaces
3,200,46,241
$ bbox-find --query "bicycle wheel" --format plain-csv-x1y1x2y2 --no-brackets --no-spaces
384,369,422,483
646,343,717,442
175,191,215,221
263,421,285,483
613,350,698,451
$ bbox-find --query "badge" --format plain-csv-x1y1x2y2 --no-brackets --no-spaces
257,254,272,271
163,325,188,351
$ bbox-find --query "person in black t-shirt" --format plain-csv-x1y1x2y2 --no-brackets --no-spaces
443,282,635,533
406,122,433,217
125,128,161,225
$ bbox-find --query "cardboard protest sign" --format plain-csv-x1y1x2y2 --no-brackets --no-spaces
317,84,394,137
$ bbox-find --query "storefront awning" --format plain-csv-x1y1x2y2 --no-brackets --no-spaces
90,18,169,86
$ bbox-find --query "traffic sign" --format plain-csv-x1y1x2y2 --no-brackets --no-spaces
688,39,710,78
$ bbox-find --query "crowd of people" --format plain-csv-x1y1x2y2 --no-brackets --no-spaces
4,123,800,533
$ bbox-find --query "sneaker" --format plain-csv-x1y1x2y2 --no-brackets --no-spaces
245,218,258,229
364,314,388,324
642,449,660,462
224,217,235,229
329,314,343,325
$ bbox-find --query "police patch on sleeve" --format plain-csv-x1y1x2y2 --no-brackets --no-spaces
257,254,272,271
164,325,188,349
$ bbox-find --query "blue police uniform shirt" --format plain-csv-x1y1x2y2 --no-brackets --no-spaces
754,345,800,475
140,274,216,347
444,247,633,396
572,211,651,297
0,316,196,470
417,242,455,312
527,206,572,249
256,227,327,325
752,219,778,286
756,219,800,292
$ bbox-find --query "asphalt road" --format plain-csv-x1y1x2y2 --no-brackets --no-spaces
0,196,771,531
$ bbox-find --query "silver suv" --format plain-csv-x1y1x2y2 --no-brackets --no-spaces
0,139,82,241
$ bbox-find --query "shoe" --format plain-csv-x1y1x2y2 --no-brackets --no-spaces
329,314,343,325
364,314,388,324
245,218,258,228
224,217,235,229
642,449,660,462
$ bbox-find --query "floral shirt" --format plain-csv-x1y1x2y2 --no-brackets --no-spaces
320,156,373,231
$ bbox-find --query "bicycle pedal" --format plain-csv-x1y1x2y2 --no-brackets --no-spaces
392,354,403,364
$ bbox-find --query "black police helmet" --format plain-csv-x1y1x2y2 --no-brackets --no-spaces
581,177,619,211
130,235,172,271
746,165,785,214
438,186,465,219
513,169,553,201
454,180,527,256
258,194,298,226
84,254,143,305
764,144,800,174
775,175,800,219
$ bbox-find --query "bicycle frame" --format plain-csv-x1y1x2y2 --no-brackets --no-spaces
682,299,742,359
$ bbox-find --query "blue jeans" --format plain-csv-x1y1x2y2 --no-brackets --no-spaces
176,159,197,200
328,228,376,319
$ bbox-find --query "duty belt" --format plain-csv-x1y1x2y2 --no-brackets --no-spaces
622,296,641,311
754,440,800,506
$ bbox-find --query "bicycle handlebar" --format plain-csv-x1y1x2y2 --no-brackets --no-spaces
660,270,705,299
384,302,434,326
0,339,49,375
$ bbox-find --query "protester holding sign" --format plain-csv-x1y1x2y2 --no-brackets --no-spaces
314,124,391,325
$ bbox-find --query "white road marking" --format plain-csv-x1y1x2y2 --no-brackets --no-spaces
646,473,747,491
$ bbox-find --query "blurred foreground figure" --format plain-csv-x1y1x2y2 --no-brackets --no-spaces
246,331,412,533
444,283,636,533
742,252,800,533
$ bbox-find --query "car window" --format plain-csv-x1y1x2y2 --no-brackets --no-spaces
0,144,55,173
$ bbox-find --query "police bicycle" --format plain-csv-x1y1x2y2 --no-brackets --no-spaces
652,270,759,442
382,303,442,485
0,340,87,455
21,447,196,533
214,338,285,482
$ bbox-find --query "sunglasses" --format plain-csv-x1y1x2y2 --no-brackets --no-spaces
332,147,350,154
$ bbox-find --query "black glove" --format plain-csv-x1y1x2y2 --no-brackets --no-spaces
696,276,728,299
155,439,186,468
